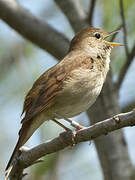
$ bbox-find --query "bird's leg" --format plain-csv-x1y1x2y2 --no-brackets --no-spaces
52,118,77,146
52,118,71,131
54,113,86,130
52,116,87,146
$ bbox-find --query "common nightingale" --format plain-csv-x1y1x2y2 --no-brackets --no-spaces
6,27,123,171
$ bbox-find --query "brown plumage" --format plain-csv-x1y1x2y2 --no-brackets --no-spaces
6,27,123,171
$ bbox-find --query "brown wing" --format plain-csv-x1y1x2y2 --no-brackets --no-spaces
21,51,93,123
21,64,66,123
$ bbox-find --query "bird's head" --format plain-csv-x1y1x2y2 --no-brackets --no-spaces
69,27,123,57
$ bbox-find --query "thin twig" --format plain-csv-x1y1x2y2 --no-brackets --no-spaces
120,0,129,57
117,42,135,89
7,109,135,180
110,25,122,42
89,0,96,26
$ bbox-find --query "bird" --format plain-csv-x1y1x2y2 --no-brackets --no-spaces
6,27,123,171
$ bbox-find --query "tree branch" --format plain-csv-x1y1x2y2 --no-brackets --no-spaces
54,0,88,33
88,0,96,26
110,25,122,42
117,42,135,89
7,109,135,180
120,0,129,57
0,0,69,60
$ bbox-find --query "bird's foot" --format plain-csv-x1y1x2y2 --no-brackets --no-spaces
72,123,92,145
67,119,86,131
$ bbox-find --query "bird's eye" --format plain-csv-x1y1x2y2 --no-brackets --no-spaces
95,33,101,39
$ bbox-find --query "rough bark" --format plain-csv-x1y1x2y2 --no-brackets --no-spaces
7,109,135,180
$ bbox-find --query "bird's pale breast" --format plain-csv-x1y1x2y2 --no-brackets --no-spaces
52,67,104,118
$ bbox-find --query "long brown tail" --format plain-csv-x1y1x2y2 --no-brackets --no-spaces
5,119,33,171
6,115,47,171
5,137,22,171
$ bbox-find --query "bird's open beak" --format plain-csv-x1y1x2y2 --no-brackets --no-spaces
104,30,124,46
